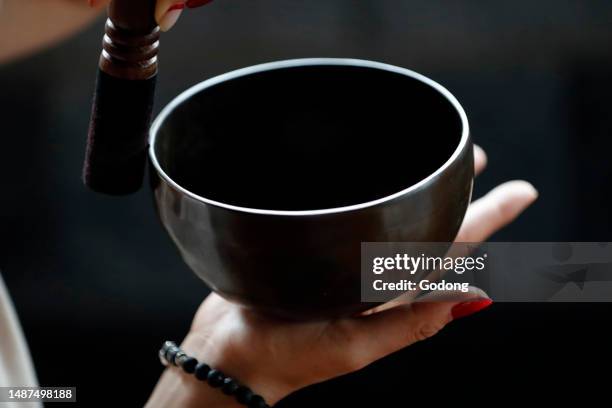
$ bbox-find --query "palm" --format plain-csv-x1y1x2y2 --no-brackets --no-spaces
185,145,537,404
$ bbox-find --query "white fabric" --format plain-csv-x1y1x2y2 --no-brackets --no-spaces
0,275,41,408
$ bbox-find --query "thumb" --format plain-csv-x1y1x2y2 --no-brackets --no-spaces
155,0,186,31
341,287,492,366
155,0,214,32
88,0,186,32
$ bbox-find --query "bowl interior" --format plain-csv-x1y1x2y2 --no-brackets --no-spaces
152,63,463,211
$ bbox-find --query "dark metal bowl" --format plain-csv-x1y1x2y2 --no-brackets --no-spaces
149,58,473,320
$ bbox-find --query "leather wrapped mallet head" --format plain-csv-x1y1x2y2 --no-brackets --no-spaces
83,0,159,195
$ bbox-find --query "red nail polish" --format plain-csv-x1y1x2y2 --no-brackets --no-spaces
168,2,186,12
451,299,493,320
186,0,214,8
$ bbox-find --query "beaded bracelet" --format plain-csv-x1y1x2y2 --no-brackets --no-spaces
159,341,271,408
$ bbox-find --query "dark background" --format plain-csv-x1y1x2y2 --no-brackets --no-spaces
1,0,611,406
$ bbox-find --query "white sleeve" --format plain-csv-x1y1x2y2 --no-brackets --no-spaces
0,275,41,408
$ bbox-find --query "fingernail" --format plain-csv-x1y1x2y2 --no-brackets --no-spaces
88,0,105,7
186,0,214,8
159,3,185,32
451,298,493,320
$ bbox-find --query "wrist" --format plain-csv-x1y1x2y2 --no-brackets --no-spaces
181,331,294,405
147,367,242,408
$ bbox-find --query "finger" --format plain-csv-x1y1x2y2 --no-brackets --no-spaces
156,0,213,32
457,180,538,243
155,0,186,31
185,0,215,8
360,283,488,316
337,287,491,367
474,144,487,177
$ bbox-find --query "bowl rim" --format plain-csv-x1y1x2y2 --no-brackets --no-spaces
149,58,471,217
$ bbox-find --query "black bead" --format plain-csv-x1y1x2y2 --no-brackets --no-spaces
207,369,225,387
181,357,198,374
235,386,254,404
166,346,180,365
194,363,211,381
248,395,267,408
175,353,187,366
164,344,178,356
221,377,239,395
173,352,186,367
161,341,176,354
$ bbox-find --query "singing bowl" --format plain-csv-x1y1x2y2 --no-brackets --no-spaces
149,58,473,320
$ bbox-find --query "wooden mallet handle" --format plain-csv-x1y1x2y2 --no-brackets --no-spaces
83,0,160,195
